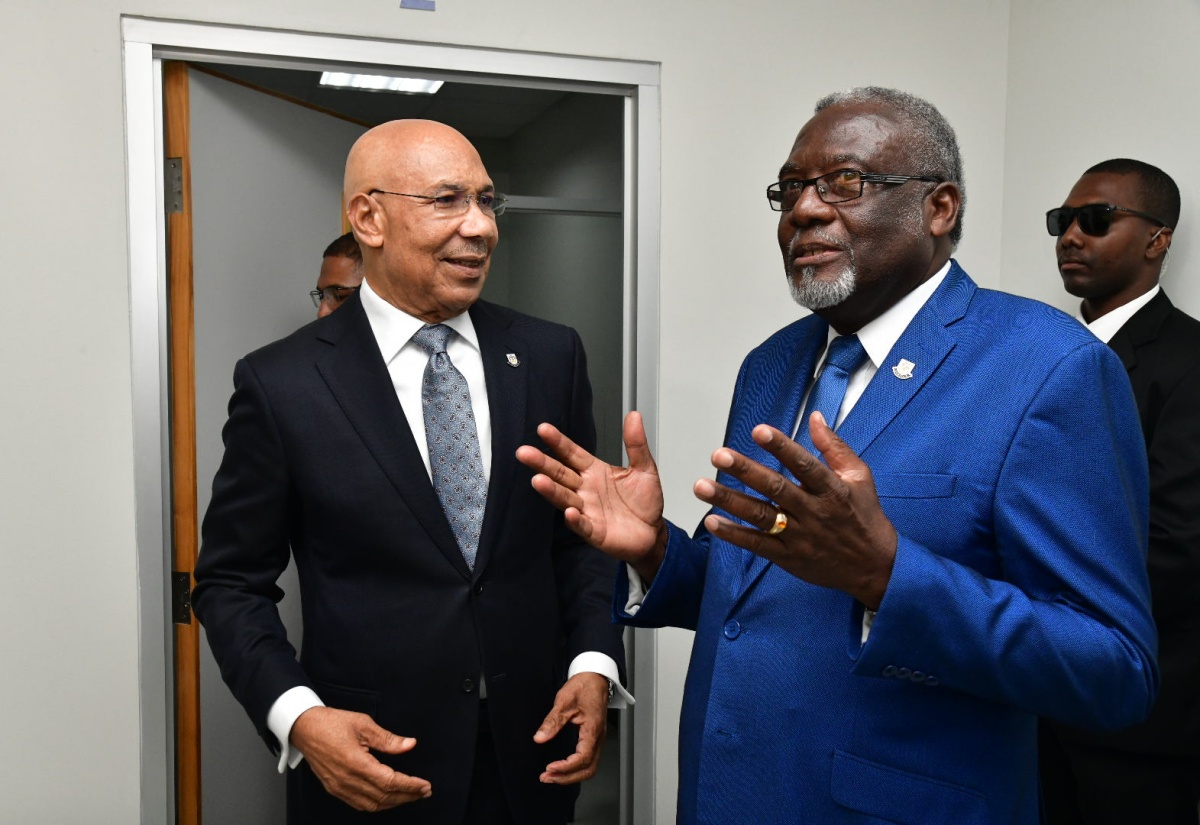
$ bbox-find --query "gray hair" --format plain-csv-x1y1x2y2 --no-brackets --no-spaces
816,87,966,247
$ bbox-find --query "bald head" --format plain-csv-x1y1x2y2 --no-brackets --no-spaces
344,120,484,205
343,120,499,323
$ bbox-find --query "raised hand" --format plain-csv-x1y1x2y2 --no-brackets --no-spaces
693,413,898,609
516,411,667,581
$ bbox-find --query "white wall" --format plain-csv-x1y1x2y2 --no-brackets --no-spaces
500,92,626,462
0,2,1014,822
1002,0,1200,318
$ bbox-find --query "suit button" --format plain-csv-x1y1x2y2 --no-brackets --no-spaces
474,582,484,595
897,667,911,680
924,675,939,687
462,678,476,694
911,671,926,683
882,665,898,678
723,620,742,640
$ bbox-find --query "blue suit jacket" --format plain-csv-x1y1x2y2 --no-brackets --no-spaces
621,263,1158,824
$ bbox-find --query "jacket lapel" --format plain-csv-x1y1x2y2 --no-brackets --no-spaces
1107,289,1172,374
469,302,527,578
834,265,971,459
738,319,829,595
314,296,470,578
766,319,830,445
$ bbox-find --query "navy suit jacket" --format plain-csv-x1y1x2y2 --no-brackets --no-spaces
1055,289,1200,756
620,263,1158,824
193,295,624,825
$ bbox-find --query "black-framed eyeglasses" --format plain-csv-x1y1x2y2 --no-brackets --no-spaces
766,169,943,211
1045,203,1168,237
310,285,359,309
369,188,508,217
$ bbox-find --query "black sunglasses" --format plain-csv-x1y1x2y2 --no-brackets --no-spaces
1046,203,1168,237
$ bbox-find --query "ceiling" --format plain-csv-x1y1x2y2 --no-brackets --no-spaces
193,62,570,140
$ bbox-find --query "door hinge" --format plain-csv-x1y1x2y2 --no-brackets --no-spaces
172,572,193,625
165,157,184,214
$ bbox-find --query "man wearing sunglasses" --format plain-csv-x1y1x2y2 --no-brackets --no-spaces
1041,159,1200,825
518,88,1156,824
193,120,628,825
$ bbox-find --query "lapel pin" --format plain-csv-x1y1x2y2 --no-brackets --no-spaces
505,353,521,368
891,358,915,380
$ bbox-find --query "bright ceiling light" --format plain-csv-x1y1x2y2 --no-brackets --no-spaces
319,72,444,94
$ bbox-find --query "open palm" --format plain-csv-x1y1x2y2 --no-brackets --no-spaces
517,411,664,563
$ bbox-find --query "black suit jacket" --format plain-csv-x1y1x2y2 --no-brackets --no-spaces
1061,289,1200,755
193,294,624,823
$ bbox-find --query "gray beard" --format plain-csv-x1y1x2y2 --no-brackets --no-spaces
788,263,857,310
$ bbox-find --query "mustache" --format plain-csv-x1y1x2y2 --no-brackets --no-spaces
787,228,849,259
447,239,491,258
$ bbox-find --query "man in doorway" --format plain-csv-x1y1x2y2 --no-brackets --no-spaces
310,231,364,317
517,88,1158,824
1040,159,1200,824
194,119,628,825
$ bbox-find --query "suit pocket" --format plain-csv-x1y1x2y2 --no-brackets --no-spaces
831,749,986,824
873,472,956,499
312,679,379,717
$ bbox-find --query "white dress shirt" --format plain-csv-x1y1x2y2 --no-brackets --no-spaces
267,278,630,773
1077,284,1159,344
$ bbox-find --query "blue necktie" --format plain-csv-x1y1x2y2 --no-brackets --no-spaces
797,334,868,449
412,324,487,570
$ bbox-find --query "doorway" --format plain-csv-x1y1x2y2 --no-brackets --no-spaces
123,16,660,825
188,61,624,823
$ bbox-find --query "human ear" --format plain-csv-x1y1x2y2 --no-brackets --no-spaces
346,193,386,250
1146,225,1172,261
927,182,962,240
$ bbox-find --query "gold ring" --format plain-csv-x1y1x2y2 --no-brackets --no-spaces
767,510,788,535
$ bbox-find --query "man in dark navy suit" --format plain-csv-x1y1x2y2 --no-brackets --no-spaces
1041,159,1200,825
193,119,627,825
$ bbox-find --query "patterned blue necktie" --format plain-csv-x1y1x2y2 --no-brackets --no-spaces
412,324,487,570
798,333,868,448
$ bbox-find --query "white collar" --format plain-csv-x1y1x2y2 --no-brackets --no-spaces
831,259,952,366
1079,285,1160,344
359,277,481,362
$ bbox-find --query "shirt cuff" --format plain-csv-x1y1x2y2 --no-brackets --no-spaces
568,652,635,708
861,607,877,645
266,686,325,773
623,566,648,616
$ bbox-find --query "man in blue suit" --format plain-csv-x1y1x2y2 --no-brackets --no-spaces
517,88,1158,823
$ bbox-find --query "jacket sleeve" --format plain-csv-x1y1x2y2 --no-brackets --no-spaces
1144,357,1200,626
854,341,1159,731
192,357,312,750
615,520,711,631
